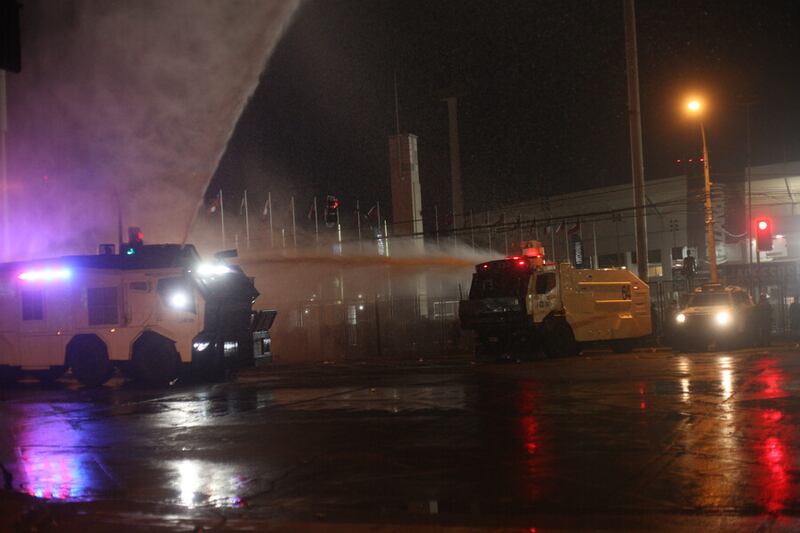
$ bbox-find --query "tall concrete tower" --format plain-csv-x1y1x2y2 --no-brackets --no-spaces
388,133,427,316
388,133,423,239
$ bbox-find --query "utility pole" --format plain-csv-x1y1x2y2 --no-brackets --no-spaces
700,122,718,283
623,0,649,282
745,103,753,267
1,71,9,260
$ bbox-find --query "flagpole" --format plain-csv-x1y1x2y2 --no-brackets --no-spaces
384,219,390,257
564,220,570,266
244,190,250,249
487,210,492,251
219,189,226,249
470,209,475,249
550,225,556,263
592,220,599,269
356,199,363,252
434,205,440,247
313,196,319,245
291,196,297,248
268,192,274,248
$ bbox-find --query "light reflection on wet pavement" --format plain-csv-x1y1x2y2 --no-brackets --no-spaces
3,348,800,529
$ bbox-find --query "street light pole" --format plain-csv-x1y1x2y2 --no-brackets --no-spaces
623,0,649,282
699,121,718,283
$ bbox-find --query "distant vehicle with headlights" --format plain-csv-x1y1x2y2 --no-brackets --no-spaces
0,240,276,387
672,284,756,351
459,241,652,359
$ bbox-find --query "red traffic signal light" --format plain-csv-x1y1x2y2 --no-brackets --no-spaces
755,218,773,251
324,195,339,227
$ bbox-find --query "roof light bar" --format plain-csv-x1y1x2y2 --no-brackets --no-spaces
18,268,72,282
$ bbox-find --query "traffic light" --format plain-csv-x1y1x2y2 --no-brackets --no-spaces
324,195,339,227
755,218,773,251
126,227,144,255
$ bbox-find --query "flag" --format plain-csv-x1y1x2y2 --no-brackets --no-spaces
261,197,270,219
239,191,247,216
567,221,581,234
307,200,315,220
367,204,379,227
554,221,563,233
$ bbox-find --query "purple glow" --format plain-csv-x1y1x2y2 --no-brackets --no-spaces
18,268,72,282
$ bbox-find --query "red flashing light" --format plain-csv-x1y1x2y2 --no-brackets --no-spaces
676,159,682,163
482,264,489,270
758,220,768,231
137,231,144,240
517,260,526,266
688,158,693,163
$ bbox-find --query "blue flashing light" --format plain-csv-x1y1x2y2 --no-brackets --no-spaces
18,268,72,282
126,248,136,255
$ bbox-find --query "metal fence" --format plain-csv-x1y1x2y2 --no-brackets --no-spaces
270,296,472,361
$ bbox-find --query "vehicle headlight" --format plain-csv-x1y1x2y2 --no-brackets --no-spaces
193,341,210,352
715,311,731,326
169,291,189,309
675,313,686,324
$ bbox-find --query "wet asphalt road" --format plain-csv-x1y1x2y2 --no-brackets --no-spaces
3,346,800,531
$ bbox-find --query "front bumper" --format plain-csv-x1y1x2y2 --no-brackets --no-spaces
673,313,742,341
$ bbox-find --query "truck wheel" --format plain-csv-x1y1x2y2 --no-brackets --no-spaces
541,318,580,358
68,335,113,388
31,366,67,384
191,343,227,383
131,332,180,386
0,365,21,386
610,339,636,353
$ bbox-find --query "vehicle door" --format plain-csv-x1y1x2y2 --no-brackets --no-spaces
531,271,558,324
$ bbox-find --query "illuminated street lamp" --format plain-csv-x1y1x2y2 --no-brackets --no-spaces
685,98,718,283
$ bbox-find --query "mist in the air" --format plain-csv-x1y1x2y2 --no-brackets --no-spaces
4,0,299,260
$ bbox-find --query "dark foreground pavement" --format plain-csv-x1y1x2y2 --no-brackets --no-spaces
3,346,800,531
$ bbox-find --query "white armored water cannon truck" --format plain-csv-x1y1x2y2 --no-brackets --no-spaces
0,234,276,387
459,240,651,359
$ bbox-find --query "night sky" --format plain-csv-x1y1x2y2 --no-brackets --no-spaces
211,0,800,224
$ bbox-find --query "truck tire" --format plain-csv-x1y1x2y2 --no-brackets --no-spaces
30,366,67,384
131,332,180,386
67,335,113,388
541,317,580,358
